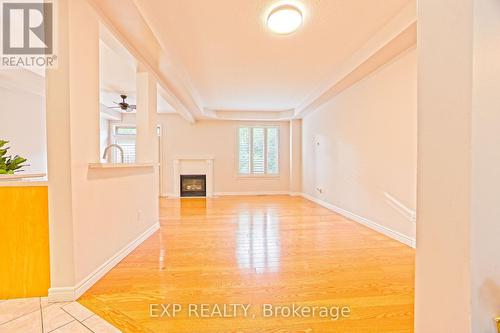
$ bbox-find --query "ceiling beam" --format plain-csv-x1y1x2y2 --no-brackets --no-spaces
295,2,417,118
88,0,196,123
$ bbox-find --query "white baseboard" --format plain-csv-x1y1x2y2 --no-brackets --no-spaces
162,191,296,198
301,193,416,248
48,222,160,302
214,191,291,196
46,287,75,303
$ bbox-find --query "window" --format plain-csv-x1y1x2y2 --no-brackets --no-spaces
114,126,137,136
112,125,136,163
238,126,279,175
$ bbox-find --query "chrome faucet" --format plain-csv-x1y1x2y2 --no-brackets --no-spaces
102,144,124,163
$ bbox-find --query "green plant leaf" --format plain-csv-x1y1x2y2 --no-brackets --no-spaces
0,142,28,174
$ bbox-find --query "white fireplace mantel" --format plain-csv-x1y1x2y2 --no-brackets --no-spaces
173,156,214,197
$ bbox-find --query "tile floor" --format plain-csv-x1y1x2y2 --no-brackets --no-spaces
0,297,121,333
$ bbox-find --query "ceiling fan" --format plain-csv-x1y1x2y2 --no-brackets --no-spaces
108,94,136,112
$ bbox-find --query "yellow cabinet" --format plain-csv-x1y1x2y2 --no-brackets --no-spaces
0,186,50,299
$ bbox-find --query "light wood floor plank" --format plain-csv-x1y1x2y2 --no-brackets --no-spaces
79,195,414,333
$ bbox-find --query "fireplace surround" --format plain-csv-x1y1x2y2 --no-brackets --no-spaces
172,156,214,198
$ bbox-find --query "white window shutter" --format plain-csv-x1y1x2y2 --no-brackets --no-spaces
266,127,279,174
252,127,265,174
238,127,250,174
115,139,136,163
238,126,279,176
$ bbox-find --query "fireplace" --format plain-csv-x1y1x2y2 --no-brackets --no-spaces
173,157,213,197
180,175,207,197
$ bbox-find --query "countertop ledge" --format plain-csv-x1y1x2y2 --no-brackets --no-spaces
88,163,156,169
0,180,48,187
0,173,48,187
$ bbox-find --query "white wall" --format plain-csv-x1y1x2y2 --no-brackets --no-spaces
99,117,110,162
70,0,158,285
46,0,159,295
0,74,46,174
126,114,291,195
302,48,417,243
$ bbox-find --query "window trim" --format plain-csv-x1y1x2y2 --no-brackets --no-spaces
236,125,281,178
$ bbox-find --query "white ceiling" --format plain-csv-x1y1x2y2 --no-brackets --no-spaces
99,38,175,114
133,0,413,113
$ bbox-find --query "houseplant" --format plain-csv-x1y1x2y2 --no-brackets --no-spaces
0,140,28,174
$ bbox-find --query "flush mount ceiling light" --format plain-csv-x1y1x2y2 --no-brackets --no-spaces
267,4,303,35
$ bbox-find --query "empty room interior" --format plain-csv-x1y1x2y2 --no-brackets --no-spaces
1,0,499,332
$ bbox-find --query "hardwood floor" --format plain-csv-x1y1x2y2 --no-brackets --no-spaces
79,195,415,333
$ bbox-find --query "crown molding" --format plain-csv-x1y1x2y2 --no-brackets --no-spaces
204,108,295,121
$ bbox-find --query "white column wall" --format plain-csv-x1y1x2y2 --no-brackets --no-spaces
135,71,157,163
470,0,500,331
415,0,473,331
416,0,500,331
289,119,302,194
45,0,76,291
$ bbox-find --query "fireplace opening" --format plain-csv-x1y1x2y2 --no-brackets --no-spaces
180,175,207,197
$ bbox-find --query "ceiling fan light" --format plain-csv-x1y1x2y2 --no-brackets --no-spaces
267,5,303,35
